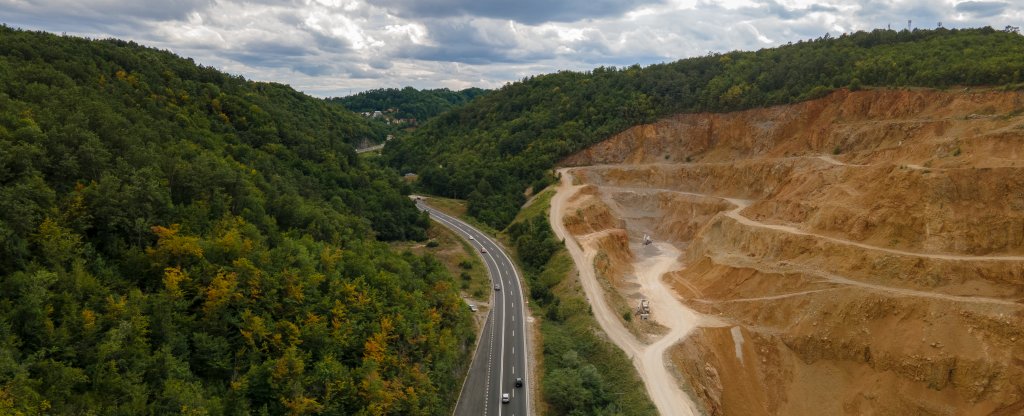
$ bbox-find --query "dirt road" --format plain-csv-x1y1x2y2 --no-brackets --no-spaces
550,169,705,416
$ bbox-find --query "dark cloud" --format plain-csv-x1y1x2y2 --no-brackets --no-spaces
395,19,552,64
7,0,213,23
760,0,839,20
375,0,664,24
220,40,318,71
955,1,1009,17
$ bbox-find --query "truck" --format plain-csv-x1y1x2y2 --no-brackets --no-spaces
637,299,650,320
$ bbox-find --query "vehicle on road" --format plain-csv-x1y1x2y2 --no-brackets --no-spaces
515,377,523,387
501,393,510,403
469,304,478,312
494,284,501,291
480,247,487,253
469,236,474,240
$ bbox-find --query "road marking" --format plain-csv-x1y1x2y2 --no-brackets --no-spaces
421,204,528,416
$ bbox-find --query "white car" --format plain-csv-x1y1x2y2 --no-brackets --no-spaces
469,304,478,312
501,393,510,403
469,236,475,240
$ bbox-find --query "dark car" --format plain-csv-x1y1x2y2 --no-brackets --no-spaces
515,377,523,387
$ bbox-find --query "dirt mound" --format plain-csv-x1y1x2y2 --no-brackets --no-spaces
559,88,1024,415
562,185,624,235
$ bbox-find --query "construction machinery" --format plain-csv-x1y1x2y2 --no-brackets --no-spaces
636,299,650,320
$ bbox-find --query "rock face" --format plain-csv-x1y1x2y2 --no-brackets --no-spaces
561,88,1024,415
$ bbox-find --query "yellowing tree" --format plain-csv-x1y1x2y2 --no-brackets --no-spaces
147,224,203,266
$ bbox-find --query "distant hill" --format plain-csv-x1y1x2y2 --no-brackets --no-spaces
385,27,1024,228
331,86,488,124
0,26,471,414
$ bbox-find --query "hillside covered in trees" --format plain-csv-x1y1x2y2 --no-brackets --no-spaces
385,27,1024,228
331,87,488,123
0,26,472,414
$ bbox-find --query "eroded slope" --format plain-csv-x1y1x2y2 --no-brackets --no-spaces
558,89,1024,415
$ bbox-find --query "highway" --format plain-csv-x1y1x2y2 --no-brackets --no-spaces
414,199,530,416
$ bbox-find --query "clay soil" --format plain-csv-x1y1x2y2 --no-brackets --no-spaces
555,88,1024,416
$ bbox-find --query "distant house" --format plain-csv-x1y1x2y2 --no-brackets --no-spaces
372,110,383,118
403,172,419,182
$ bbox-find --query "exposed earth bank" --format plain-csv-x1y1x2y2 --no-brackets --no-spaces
556,88,1024,415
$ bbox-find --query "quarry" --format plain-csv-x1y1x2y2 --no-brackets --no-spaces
551,88,1024,415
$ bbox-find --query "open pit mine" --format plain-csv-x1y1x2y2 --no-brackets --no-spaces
551,88,1024,416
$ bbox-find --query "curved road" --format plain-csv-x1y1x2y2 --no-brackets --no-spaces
415,199,530,416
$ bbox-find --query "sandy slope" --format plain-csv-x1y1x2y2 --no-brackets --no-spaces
554,88,1024,415
551,169,709,416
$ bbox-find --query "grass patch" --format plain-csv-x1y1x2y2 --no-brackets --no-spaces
421,195,501,236
390,221,490,301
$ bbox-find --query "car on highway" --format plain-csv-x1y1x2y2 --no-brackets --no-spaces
469,235,474,240
494,283,501,291
501,393,510,403
469,304,478,312
515,377,523,387
480,247,487,253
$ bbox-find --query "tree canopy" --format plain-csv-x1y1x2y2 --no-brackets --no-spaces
0,26,471,415
386,27,1024,228
331,87,489,122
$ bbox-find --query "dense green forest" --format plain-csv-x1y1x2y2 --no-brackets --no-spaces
331,87,488,122
385,26,1024,228
0,26,472,415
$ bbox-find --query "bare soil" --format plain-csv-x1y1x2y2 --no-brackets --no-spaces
554,88,1024,415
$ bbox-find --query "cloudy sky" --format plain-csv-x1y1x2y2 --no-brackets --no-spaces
3,0,1022,97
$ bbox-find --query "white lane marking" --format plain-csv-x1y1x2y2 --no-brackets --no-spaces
423,205,527,415
491,252,507,416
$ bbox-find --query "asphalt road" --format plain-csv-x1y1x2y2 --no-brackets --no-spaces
415,199,530,416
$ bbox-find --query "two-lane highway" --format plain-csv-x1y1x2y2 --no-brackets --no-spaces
415,199,530,416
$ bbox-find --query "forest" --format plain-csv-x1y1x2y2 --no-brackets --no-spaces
331,87,489,123
0,26,472,415
385,26,1024,228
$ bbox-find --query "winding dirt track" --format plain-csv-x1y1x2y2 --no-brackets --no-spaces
551,163,1024,416
551,170,705,416
597,185,1023,306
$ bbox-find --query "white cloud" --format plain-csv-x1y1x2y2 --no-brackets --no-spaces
2,0,1023,96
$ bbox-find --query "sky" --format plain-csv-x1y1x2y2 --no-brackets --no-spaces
2,0,1022,97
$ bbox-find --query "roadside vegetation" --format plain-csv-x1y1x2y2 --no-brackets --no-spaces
386,26,1024,229
420,195,501,236
390,222,491,301
503,189,658,416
